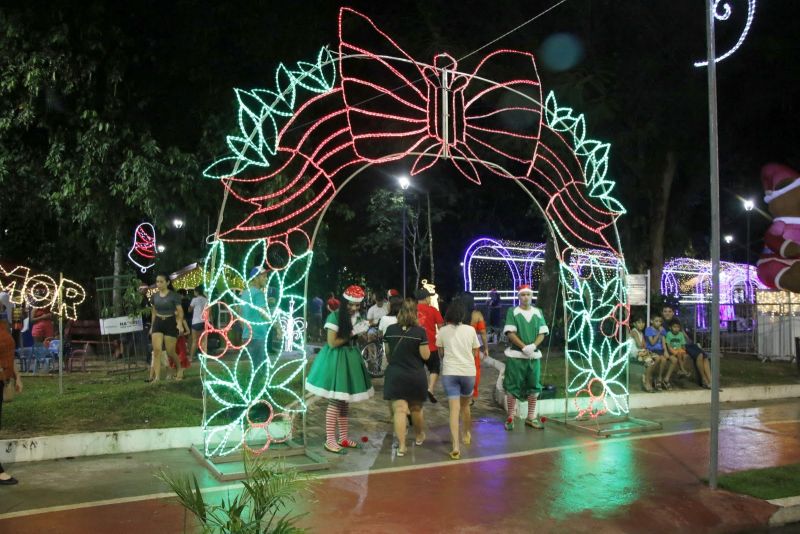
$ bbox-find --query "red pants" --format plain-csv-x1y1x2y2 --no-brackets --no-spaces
472,352,481,398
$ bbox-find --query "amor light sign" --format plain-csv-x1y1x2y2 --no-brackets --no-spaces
0,263,86,320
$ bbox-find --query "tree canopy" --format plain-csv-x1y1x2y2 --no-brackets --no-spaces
1,0,798,305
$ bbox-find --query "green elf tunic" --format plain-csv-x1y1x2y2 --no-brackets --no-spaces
503,305,549,399
305,311,374,402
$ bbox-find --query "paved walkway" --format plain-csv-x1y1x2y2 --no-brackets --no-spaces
1,358,799,532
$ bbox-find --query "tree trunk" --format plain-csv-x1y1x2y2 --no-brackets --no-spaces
649,151,676,296
536,233,560,324
427,192,434,283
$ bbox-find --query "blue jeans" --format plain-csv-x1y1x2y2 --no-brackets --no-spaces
441,375,476,399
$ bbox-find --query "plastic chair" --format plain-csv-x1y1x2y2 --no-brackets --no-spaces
68,349,87,373
48,339,63,370
30,346,54,373
15,348,33,373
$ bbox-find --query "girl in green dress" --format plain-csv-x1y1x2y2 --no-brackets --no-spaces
306,285,374,453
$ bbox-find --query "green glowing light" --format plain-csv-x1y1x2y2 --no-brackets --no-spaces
203,46,336,179
200,240,312,457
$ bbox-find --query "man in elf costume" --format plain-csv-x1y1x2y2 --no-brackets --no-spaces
503,284,548,430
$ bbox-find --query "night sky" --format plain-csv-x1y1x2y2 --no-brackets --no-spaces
2,0,798,298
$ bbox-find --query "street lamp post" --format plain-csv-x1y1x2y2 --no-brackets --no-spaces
398,176,411,297
723,234,733,261
743,199,754,297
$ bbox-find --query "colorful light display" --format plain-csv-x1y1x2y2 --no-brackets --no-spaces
201,7,631,455
694,0,757,67
462,238,545,303
201,241,312,457
0,263,86,320
574,378,608,419
462,238,623,303
755,288,800,317
128,223,157,273
661,257,766,304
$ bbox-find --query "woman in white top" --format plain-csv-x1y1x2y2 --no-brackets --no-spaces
378,295,403,336
436,299,479,460
188,285,208,361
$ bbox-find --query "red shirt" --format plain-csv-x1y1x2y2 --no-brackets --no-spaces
326,297,340,312
417,303,444,353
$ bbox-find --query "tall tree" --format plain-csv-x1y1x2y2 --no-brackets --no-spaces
0,4,215,285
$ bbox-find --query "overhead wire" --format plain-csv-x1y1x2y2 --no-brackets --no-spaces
201,0,572,178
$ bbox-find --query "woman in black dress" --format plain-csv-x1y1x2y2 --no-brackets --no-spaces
383,298,430,456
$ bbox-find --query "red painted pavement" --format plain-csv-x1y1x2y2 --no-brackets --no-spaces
2,421,799,534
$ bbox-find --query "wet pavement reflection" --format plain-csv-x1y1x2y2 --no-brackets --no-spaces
0,395,799,533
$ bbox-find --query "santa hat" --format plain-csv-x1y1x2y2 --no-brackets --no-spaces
387,289,400,298
517,284,534,295
761,162,799,195
343,285,365,303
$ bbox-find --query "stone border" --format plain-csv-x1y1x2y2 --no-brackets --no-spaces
505,383,800,419
2,384,798,464
769,496,800,526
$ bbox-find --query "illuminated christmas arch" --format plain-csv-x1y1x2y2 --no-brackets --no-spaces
199,7,630,457
462,237,624,305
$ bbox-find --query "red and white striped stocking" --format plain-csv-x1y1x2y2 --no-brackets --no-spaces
338,401,357,447
527,395,538,420
325,400,341,450
506,395,516,422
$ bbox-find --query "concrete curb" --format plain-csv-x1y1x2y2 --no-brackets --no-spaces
520,383,800,417
769,496,800,527
2,383,798,464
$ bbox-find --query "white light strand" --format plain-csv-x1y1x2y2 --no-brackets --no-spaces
695,0,757,67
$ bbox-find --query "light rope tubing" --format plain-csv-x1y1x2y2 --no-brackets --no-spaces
209,52,627,380
207,0,573,244
205,36,629,443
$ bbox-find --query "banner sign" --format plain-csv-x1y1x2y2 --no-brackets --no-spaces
626,274,648,306
100,316,144,335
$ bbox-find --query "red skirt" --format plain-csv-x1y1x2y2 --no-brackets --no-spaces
170,336,191,369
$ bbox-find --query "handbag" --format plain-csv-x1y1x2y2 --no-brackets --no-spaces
3,379,15,403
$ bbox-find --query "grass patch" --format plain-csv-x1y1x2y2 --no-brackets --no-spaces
0,351,796,438
0,368,205,439
0,362,304,439
717,463,800,500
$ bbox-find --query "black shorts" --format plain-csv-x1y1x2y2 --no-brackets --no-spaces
686,343,706,360
191,322,204,332
152,316,178,338
424,349,441,374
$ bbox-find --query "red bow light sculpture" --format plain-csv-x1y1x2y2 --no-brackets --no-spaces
215,7,619,257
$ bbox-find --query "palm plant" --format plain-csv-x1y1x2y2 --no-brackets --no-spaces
158,456,312,534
